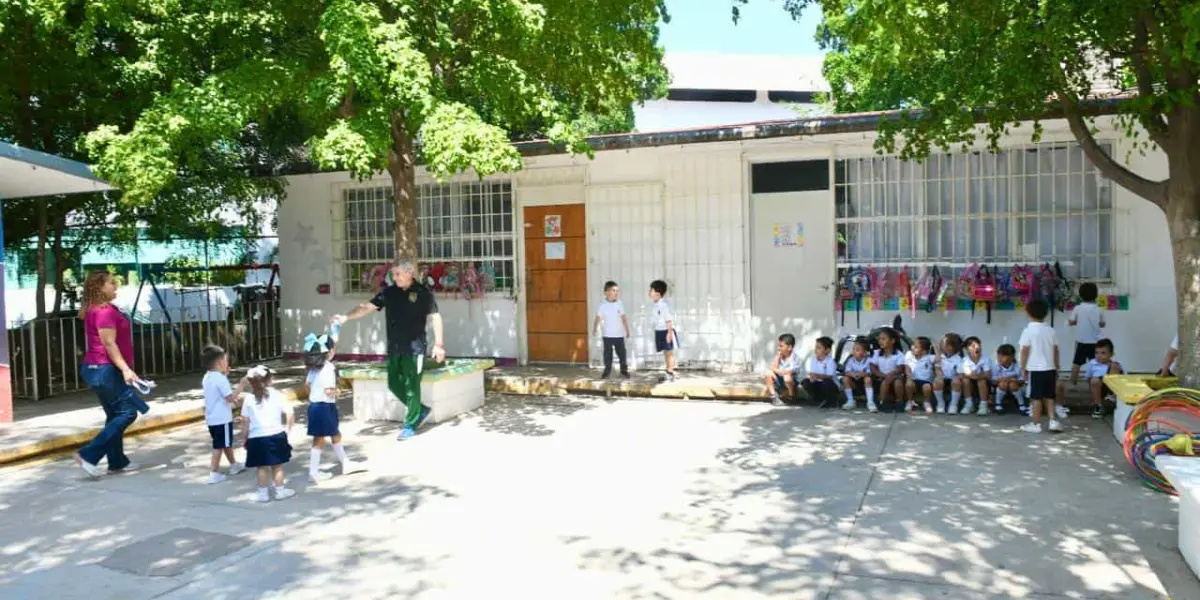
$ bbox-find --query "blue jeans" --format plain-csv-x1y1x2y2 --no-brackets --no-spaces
77,364,140,470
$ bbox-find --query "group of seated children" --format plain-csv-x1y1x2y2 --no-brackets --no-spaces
765,292,1125,433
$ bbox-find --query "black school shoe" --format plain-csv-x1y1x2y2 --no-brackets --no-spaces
1091,405,1104,419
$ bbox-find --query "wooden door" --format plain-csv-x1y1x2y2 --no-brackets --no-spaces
524,204,588,363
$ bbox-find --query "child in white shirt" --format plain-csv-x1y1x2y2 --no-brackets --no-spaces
841,337,876,411
201,345,247,484
1159,335,1179,377
802,336,839,406
304,324,365,484
870,328,906,412
242,366,296,502
991,344,1027,415
1085,338,1123,419
594,281,632,379
904,337,936,414
765,333,801,405
934,334,965,414
1068,282,1105,386
1019,299,1062,433
960,336,992,416
649,279,676,381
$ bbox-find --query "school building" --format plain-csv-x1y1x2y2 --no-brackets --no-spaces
275,105,1175,374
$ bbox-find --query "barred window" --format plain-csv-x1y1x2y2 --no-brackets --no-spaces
335,181,515,294
835,142,1114,282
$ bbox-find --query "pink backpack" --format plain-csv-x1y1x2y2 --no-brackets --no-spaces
1009,265,1035,303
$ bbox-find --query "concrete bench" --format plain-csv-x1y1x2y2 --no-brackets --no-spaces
1155,455,1200,580
342,359,495,424
1105,374,1178,444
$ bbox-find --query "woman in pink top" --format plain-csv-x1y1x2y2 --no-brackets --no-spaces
75,271,143,478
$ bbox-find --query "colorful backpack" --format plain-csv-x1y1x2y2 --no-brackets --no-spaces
956,264,981,303
920,266,947,313
896,266,914,319
972,265,998,323
1036,262,1059,325
872,268,892,309
1009,264,1036,303
844,267,872,328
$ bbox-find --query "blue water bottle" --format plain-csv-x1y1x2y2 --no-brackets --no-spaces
330,321,342,342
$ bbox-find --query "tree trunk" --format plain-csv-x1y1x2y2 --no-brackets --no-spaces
388,113,420,262
1167,182,1200,388
34,197,48,319
50,217,66,315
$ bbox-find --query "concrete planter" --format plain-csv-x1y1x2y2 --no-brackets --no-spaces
342,359,494,424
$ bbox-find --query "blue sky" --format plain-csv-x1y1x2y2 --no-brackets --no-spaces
659,0,824,56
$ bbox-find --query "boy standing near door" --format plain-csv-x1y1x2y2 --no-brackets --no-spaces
594,281,631,379
650,279,677,381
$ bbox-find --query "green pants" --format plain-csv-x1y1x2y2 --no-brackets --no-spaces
387,354,425,428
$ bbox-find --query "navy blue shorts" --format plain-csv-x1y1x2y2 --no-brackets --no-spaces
654,329,675,352
306,402,340,437
1028,370,1057,401
773,372,800,389
912,379,932,389
245,432,292,468
208,423,234,449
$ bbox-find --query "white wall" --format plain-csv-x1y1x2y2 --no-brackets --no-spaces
277,117,1175,372
634,98,822,132
277,171,519,359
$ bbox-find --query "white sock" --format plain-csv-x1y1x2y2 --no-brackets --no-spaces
1013,390,1027,408
951,391,961,406
258,486,269,495
333,443,349,464
309,448,322,476
844,388,855,402
865,387,875,403
934,389,944,405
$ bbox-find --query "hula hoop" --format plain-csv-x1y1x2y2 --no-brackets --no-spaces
1122,387,1200,495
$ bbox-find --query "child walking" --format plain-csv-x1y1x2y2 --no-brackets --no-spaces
935,334,965,414
992,344,1028,415
1084,338,1123,418
904,337,936,414
1068,282,1105,386
650,280,677,381
871,328,906,412
201,345,248,484
802,336,839,406
765,333,801,406
1019,299,1062,433
242,366,296,502
960,336,992,416
594,281,631,379
303,327,365,484
841,337,876,411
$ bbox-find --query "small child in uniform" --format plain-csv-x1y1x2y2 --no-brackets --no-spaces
841,337,876,412
649,280,677,382
201,345,247,484
934,334,965,414
991,344,1028,415
960,336,992,416
765,333,801,406
802,336,839,406
904,337,936,414
870,328,905,412
593,281,631,379
242,366,296,502
1084,338,1123,419
1159,335,1179,377
1068,282,1105,386
1019,299,1063,433
303,326,365,484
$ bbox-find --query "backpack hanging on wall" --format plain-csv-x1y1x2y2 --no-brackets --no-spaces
845,267,872,329
972,265,998,324
873,267,892,309
1009,264,1035,304
1037,262,1059,325
896,266,914,320
926,266,947,313
956,264,981,316
839,271,854,327
1053,261,1074,312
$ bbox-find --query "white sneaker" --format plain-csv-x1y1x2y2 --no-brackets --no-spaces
904,400,916,413
1048,420,1065,433
976,401,988,416
960,400,975,415
936,400,946,414
842,399,856,410
308,472,330,485
342,461,367,475
207,472,227,485
274,487,296,501
76,455,103,479
254,489,270,503
1055,405,1069,419
228,462,246,476
867,401,879,413
947,401,959,415
1019,422,1042,433
110,462,140,474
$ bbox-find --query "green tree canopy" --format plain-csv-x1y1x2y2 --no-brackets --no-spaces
747,0,1200,382
83,0,669,260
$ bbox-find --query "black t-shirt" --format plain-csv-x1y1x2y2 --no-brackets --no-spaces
370,283,439,356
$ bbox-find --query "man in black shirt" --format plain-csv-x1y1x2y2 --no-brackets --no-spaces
334,259,445,440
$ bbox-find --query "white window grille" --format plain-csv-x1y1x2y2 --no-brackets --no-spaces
335,180,515,294
835,142,1115,282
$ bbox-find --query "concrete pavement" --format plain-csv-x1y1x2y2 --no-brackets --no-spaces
0,394,1195,599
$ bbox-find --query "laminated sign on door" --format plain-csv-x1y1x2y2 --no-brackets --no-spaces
545,241,566,260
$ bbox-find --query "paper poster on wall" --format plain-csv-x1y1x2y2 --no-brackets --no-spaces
545,241,566,260
772,222,805,247
544,215,562,238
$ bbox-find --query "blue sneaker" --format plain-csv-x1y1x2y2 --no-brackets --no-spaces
415,406,432,429
396,426,416,440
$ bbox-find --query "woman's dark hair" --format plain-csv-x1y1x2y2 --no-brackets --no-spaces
1078,282,1099,303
